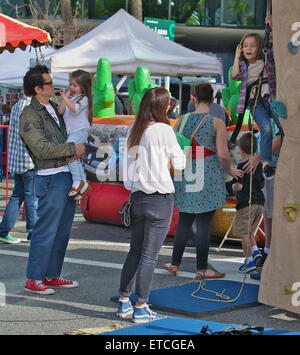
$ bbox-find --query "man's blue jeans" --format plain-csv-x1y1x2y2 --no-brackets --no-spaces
0,170,37,239
26,172,76,281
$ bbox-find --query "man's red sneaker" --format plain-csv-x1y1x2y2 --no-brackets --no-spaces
24,280,55,295
43,278,79,288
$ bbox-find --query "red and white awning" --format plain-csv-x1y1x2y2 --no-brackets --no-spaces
0,13,51,54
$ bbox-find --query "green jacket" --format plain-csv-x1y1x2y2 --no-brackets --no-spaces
20,96,76,170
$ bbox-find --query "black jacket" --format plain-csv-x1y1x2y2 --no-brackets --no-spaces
233,161,265,210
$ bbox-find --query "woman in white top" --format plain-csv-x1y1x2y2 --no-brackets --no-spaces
58,70,92,199
116,87,186,323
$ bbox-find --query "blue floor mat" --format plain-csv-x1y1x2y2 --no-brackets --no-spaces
103,317,300,335
112,280,260,316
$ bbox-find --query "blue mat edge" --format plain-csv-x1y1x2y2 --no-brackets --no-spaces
102,317,300,336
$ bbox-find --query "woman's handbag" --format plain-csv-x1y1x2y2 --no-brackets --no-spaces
118,153,138,227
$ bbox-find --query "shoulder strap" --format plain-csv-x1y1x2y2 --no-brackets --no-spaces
177,113,190,134
190,114,209,140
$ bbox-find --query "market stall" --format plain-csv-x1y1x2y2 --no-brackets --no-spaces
0,14,51,208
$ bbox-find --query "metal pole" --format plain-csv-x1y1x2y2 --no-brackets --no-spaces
168,0,172,19
125,0,129,12
179,78,182,115
81,0,85,18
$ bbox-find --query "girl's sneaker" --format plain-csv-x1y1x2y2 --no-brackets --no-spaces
132,305,166,324
252,250,263,267
68,180,85,197
263,166,275,180
116,299,134,318
74,183,91,201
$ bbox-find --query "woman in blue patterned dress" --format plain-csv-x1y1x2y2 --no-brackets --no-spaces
164,83,243,279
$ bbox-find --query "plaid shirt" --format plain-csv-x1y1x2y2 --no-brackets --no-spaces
8,97,35,174
232,48,276,113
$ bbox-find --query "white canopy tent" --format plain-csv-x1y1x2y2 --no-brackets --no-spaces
47,9,223,77
0,46,68,87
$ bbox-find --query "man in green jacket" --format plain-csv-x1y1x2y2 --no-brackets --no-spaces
20,64,85,295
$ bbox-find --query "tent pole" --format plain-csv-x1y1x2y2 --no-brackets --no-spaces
116,75,128,91
164,76,170,92
178,77,182,115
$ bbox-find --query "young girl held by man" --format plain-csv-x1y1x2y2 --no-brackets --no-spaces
58,70,92,199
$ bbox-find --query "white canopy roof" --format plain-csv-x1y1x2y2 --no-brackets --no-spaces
0,46,68,87
47,9,223,77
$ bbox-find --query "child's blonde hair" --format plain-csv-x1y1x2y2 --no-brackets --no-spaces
240,33,264,62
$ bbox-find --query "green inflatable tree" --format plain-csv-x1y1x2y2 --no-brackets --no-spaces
129,66,156,114
93,58,115,118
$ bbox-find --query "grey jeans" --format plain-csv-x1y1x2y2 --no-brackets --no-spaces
119,191,174,303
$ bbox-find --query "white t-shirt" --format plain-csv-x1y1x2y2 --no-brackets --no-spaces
63,95,90,135
123,122,186,194
38,101,69,176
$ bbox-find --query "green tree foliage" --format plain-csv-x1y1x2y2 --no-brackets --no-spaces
228,0,249,25
143,0,199,23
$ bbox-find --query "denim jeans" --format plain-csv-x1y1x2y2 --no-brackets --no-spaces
26,172,76,281
67,129,89,182
119,191,174,303
0,170,37,240
253,99,284,163
171,211,215,270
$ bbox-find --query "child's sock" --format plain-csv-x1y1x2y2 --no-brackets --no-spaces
72,180,81,189
264,247,270,254
251,246,258,254
245,256,253,264
80,181,89,193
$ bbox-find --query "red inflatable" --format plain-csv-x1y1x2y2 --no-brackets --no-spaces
80,182,179,235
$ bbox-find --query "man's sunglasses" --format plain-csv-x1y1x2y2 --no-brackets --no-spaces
40,80,53,86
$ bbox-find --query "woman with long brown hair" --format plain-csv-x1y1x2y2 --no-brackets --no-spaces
116,87,186,323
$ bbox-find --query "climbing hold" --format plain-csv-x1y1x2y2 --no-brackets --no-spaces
284,285,295,295
288,41,298,54
270,101,287,120
284,204,300,222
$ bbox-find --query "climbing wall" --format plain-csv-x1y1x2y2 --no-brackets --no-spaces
259,0,300,313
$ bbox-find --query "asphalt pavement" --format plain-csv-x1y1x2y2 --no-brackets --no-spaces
1,209,300,336
0,180,300,335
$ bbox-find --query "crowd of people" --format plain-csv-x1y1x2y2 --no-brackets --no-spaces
0,14,283,323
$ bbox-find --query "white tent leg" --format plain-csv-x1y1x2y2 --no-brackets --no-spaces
116,75,128,91
164,76,170,92
178,78,182,115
